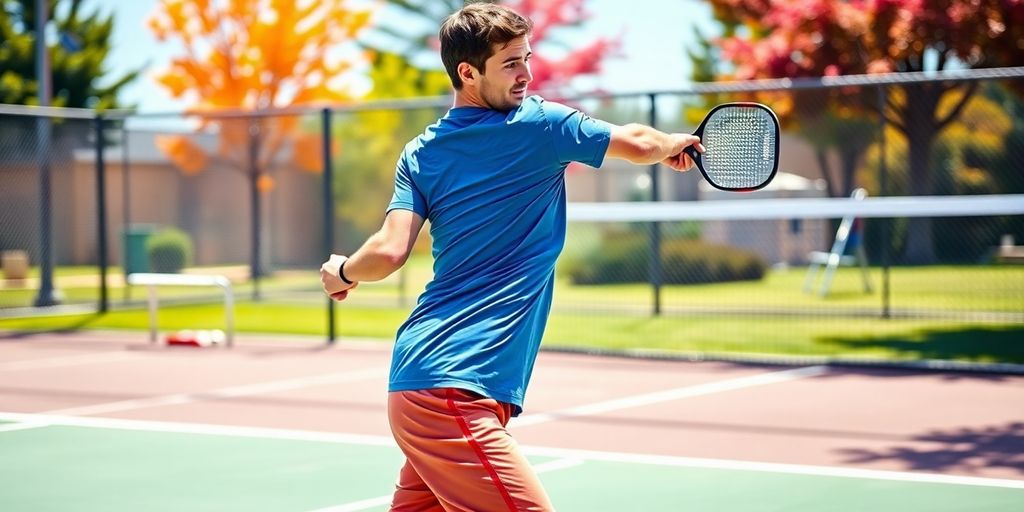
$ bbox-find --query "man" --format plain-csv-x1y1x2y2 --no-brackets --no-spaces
320,3,703,510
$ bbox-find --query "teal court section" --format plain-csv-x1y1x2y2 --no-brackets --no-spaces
2,422,1022,512
536,459,1024,512
0,425,404,512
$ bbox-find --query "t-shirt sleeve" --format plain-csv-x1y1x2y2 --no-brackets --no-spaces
387,153,428,218
541,99,613,169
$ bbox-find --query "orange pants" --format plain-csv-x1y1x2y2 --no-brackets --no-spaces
387,388,554,512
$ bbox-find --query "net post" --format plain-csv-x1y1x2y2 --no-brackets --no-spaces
146,284,158,344
321,107,336,344
877,86,891,319
222,279,235,348
95,114,109,313
648,93,662,316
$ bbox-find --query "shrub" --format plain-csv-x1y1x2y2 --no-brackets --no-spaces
562,231,649,285
661,239,766,284
563,229,766,285
146,228,193,273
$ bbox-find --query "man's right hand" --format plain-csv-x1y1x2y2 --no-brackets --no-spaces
320,254,358,301
662,134,704,172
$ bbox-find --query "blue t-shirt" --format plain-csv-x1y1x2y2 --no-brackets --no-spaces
386,95,612,414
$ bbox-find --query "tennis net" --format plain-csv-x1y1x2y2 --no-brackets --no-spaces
559,193,1024,321
548,193,1024,367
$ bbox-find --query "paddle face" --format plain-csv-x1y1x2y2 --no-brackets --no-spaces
684,103,780,192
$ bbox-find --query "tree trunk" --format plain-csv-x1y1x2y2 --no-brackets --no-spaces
815,148,837,197
900,83,941,264
839,146,862,198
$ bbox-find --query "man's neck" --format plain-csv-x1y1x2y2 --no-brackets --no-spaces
453,89,488,109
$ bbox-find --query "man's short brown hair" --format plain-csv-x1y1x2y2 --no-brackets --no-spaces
439,3,533,90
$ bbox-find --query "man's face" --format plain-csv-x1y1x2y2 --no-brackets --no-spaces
477,36,533,112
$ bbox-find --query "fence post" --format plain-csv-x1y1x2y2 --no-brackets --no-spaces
322,108,336,343
32,0,58,307
32,123,59,307
95,115,109,313
120,121,132,303
877,86,891,319
248,117,262,300
648,93,662,316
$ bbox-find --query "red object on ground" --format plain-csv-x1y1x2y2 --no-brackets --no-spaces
164,330,225,347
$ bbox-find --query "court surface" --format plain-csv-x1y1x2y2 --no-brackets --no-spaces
1,331,1022,511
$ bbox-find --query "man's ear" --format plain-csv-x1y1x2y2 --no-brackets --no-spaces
457,62,478,86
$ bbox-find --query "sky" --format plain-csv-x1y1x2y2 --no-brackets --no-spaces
80,0,717,114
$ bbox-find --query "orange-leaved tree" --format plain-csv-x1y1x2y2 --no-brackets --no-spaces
146,0,371,284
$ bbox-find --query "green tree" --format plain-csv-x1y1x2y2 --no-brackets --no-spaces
0,0,137,108
333,51,450,245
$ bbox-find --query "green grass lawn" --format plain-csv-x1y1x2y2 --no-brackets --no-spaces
4,258,1021,311
1,302,1021,364
2,258,1022,364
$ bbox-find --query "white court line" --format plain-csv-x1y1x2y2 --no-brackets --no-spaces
0,422,50,433
532,457,586,473
519,444,1024,490
0,352,140,371
0,411,395,446
307,494,392,512
0,411,1022,490
512,365,828,427
307,459,586,512
44,368,382,416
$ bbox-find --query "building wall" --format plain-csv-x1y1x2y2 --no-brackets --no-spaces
60,158,323,269
0,163,43,261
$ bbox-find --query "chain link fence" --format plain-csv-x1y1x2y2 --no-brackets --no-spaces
1,69,1022,361
0,111,103,311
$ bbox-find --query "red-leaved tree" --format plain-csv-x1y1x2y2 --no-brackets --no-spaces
502,0,617,93
370,0,619,95
706,0,1024,262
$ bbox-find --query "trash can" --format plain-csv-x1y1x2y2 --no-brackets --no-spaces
1,250,29,282
123,224,157,274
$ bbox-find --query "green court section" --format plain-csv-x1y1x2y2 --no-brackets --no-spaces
537,460,1024,512
0,425,407,512
2,424,1023,511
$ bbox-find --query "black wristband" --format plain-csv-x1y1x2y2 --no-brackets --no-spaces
338,260,354,285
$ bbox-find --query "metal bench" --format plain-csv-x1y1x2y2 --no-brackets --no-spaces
126,273,235,347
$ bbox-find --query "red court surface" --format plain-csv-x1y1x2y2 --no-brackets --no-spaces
2,330,1022,499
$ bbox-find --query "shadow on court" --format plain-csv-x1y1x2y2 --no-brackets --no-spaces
840,421,1024,474
821,325,1024,367
0,313,106,339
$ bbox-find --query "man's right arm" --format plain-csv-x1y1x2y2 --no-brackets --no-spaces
606,124,704,171
343,209,425,281
320,209,425,301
